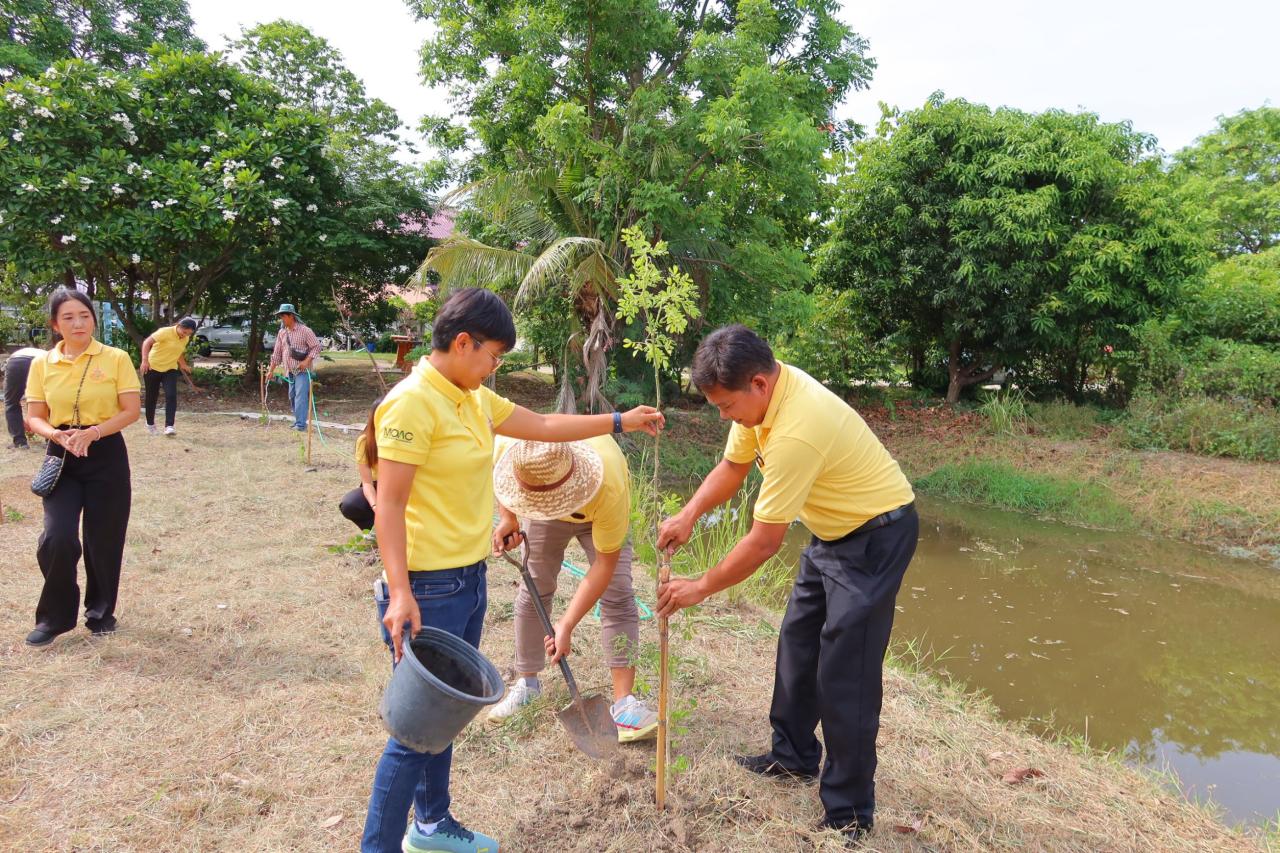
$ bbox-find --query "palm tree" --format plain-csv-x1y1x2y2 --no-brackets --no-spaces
413,163,621,413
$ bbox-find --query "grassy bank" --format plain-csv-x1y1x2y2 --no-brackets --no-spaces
0,418,1271,850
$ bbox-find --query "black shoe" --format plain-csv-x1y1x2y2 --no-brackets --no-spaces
87,621,117,637
819,817,873,846
25,627,64,647
734,752,819,782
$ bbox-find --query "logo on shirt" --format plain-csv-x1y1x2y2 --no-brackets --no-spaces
90,367,107,382
382,426,414,443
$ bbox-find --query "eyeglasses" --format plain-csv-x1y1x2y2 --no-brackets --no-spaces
474,338,504,370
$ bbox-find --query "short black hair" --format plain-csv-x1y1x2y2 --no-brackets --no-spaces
178,317,199,330
431,288,517,352
47,288,97,329
690,324,777,392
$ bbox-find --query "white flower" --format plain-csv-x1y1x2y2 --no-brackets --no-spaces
262,130,272,138
187,88,201,95
126,162,138,174
308,175,315,183
78,177,94,186
4,92,26,107
221,209,236,221
127,88,140,100
33,106,55,119
164,198,178,206
62,234,77,244
222,174,236,189
151,200,163,209
11,130,22,141
142,169,152,178
271,197,289,209
216,129,227,138
217,89,231,100
21,183,38,193
270,156,284,169
111,184,124,195
109,112,132,125
18,117,27,127
318,234,327,242
270,217,280,226
229,103,237,111
131,253,141,263
187,262,200,271
127,133,138,144
200,145,211,152
50,214,63,224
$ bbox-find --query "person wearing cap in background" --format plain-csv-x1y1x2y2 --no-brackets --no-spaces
485,437,659,743
266,303,321,431
656,324,918,846
4,342,46,448
139,317,199,436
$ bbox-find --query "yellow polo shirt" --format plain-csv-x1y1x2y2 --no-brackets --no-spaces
724,363,914,541
147,325,187,372
354,433,378,480
25,339,140,426
494,434,632,554
376,358,516,571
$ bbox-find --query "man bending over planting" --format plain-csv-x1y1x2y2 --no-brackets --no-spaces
656,324,917,846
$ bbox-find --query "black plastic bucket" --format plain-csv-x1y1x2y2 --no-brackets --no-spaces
379,627,504,754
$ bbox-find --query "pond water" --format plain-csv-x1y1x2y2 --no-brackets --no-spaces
770,496,1280,826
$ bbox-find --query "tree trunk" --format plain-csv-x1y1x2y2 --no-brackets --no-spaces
945,337,996,404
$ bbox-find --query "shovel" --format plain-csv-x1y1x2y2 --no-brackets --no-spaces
499,541,617,760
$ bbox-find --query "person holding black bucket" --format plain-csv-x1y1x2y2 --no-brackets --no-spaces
362,287,664,853
139,316,198,436
656,325,917,846
339,396,383,531
21,288,141,647
485,437,658,743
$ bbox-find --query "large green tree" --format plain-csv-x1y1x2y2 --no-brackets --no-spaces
0,52,338,347
0,0,202,81
410,0,874,406
1171,106,1280,257
818,95,1210,402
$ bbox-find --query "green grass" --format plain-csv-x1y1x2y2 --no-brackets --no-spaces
978,388,1028,437
319,349,396,362
1026,400,1108,440
914,460,1134,529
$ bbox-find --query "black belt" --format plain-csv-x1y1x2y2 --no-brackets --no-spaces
823,502,916,545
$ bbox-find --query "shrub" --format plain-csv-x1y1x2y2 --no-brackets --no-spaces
1026,401,1107,440
978,388,1028,437
774,286,893,392
1186,248,1280,346
1117,393,1280,462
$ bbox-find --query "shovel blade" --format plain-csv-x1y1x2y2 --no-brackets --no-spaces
556,694,618,760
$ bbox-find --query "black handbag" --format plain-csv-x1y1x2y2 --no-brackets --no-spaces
286,329,310,362
30,355,93,498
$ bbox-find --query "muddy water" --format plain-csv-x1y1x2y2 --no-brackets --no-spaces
770,496,1280,825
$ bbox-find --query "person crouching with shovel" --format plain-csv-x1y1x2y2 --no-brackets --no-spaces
362,288,664,853
486,437,659,743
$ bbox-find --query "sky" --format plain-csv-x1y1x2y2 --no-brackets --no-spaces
188,0,1279,157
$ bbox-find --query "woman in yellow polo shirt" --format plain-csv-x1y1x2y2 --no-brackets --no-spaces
362,288,664,853
139,316,197,436
22,289,141,647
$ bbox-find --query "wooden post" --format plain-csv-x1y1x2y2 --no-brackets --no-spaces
656,552,671,810
306,372,314,466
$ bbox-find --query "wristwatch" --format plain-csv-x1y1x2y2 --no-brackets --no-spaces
612,411,623,434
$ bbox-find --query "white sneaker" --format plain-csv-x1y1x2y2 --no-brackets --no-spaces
612,695,658,743
487,680,540,723
146,424,158,435
164,426,176,436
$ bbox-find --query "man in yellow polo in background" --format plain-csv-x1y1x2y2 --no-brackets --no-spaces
657,324,917,846
138,317,198,436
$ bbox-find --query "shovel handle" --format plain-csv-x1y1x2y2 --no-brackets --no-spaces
500,540,583,702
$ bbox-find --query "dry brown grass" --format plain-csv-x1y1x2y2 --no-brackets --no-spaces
0,417,1272,852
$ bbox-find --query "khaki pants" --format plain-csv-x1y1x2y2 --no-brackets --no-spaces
514,519,638,673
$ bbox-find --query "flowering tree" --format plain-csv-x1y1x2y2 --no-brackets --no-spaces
0,50,339,343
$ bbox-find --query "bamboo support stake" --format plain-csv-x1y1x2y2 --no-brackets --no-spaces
306,374,314,466
656,548,671,810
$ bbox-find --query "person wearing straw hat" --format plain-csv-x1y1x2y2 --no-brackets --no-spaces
266,303,320,431
486,436,658,743
362,287,664,853
656,324,917,846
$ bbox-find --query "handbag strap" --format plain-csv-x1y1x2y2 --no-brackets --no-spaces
70,354,94,429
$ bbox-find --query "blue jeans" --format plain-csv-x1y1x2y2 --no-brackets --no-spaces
362,562,488,853
287,369,310,430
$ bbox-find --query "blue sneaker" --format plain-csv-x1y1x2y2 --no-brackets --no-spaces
403,815,498,853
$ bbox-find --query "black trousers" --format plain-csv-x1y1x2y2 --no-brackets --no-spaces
768,507,919,828
339,484,375,531
143,368,179,427
35,432,132,633
4,354,33,447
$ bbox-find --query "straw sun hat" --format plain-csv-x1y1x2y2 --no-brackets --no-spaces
494,440,604,520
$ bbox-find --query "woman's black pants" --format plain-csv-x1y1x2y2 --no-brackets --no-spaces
144,369,179,427
35,432,131,633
